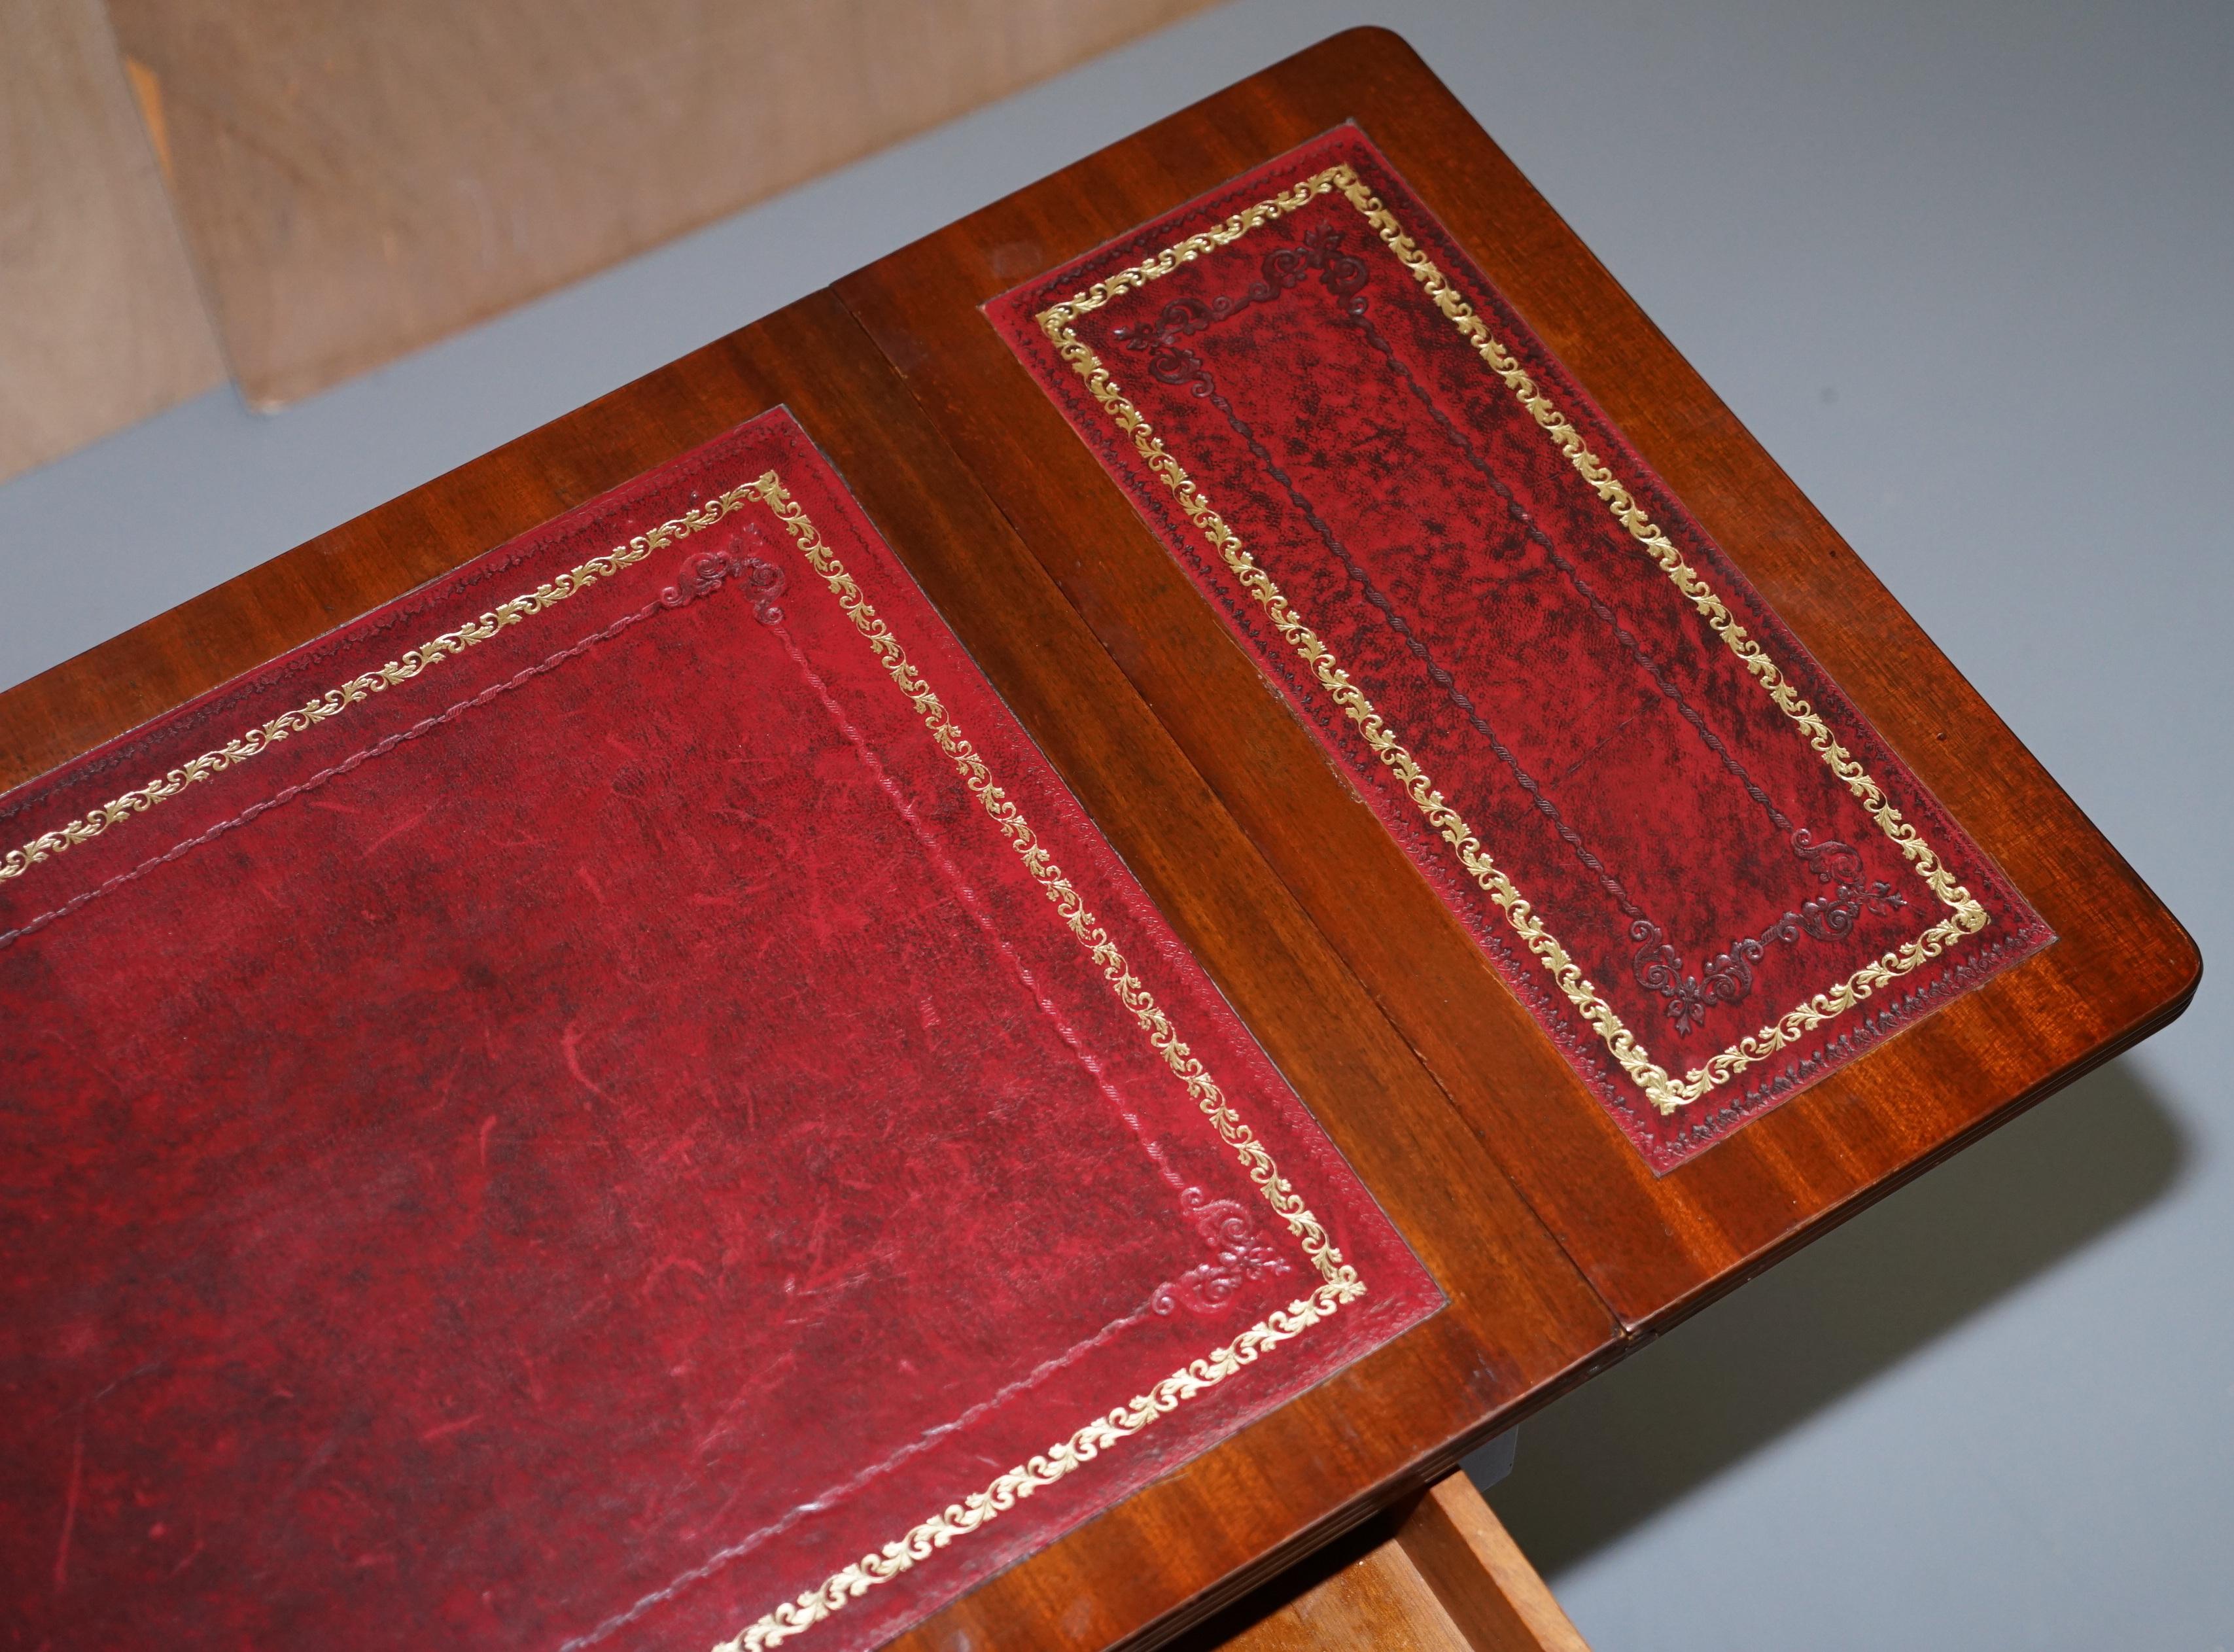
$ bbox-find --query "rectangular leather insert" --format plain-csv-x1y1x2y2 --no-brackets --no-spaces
0,408,1440,1651
990,128,2051,1170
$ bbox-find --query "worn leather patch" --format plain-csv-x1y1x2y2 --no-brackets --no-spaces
0,409,1440,1651
989,126,2051,1170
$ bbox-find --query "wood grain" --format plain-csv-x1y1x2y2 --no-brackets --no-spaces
1171,1475,1590,1652
0,0,224,482
103,0,1217,409
0,289,1617,1652
1202,1537,1475,1652
1402,1476,1592,1652
834,24,2202,1338
0,29,2201,1651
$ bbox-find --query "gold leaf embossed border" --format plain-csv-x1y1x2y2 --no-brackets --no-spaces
720,474,1364,1651
0,483,761,888
1034,160,1989,1114
1,452,1370,1649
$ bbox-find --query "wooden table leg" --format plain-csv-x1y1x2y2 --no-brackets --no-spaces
1174,1473,1591,1651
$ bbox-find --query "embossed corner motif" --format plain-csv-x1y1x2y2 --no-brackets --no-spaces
0,455,1377,1652
1032,158,1991,1117
719,474,1367,1649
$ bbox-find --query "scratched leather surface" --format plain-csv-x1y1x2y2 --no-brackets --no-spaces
0,411,1442,1651
990,128,2051,1169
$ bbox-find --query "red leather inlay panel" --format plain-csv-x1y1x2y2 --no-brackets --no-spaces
0,410,1440,1651
988,128,2051,1169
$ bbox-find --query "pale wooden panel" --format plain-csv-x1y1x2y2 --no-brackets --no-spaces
1198,1474,1592,1652
1404,1475,1594,1652
104,0,1219,408
0,0,225,481
1213,1536,1476,1652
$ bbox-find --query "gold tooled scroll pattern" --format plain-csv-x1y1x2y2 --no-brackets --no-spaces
5,450,1369,1650
0,483,760,888
713,473,1363,1652
1034,160,1988,1114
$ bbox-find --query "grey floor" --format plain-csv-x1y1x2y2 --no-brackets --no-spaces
3,3,2227,1647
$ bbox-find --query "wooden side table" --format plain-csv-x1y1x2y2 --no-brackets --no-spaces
0,26,2195,1652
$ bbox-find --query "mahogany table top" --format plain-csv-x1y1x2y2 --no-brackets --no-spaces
0,26,2195,1652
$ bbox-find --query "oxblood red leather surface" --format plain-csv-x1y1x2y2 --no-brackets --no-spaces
0,410,1440,1651
989,127,2052,1170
